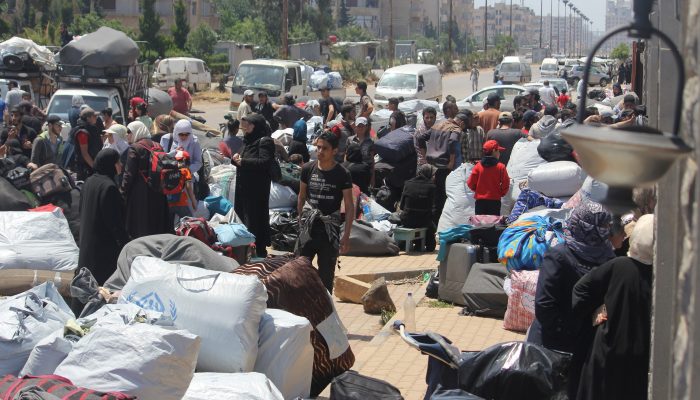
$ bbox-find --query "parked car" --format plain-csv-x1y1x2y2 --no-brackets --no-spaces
540,58,559,78
567,65,610,87
153,57,212,93
456,84,526,112
373,64,442,108
537,78,569,95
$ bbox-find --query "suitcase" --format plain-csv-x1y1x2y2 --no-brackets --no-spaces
461,263,508,318
438,243,479,305
374,126,416,163
29,163,74,198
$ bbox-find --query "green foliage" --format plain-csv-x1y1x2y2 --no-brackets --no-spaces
339,58,370,82
172,0,189,49
610,43,630,60
338,0,354,28
494,34,516,59
139,0,165,58
289,22,316,44
425,300,453,308
186,24,218,59
211,0,256,27
71,13,134,37
220,16,277,58
334,25,375,42
380,308,396,326
412,34,436,52
60,0,74,26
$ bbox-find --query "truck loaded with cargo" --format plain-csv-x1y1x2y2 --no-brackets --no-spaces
46,27,149,127
0,36,57,108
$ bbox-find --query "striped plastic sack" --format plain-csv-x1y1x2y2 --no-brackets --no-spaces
504,270,540,333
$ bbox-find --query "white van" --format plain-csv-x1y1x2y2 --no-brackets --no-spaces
373,64,442,109
540,58,559,78
153,57,212,92
498,56,532,84
229,59,309,110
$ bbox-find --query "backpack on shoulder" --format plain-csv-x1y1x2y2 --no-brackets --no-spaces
137,140,183,195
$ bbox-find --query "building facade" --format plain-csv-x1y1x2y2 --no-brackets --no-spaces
604,0,633,54
470,3,538,49
99,0,220,32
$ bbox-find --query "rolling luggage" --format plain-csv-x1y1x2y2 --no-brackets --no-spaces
374,126,416,163
460,263,508,318
438,243,479,305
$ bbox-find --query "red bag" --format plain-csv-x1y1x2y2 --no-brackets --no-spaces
137,140,183,195
503,270,540,333
29,204,61,213
0,374,135,400
175,217,217,246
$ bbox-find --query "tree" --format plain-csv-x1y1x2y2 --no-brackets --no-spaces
172,0,189,49
220,16,276,58
289,22,316,44
334,25,374,42
139,0,165,57
338,0,353,28
71,13,135,37
610,43,630,60
186,24,217,59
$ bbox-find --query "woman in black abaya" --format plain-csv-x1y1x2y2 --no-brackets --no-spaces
78,148,130,284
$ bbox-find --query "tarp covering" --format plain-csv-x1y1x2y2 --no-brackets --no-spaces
147,88,174,117
0,36,56,70
59,27,139,67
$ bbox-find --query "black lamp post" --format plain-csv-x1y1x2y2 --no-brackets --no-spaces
561,0,693,213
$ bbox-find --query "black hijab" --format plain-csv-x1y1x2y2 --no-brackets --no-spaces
242,113,270,144
93,148,120,178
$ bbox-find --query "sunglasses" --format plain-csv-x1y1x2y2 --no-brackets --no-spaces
178,132,191,137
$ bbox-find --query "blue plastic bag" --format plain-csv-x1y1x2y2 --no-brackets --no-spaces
204,195,233,216
214,223,256,247
497,216,564,271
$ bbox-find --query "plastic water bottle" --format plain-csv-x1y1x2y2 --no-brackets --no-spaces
403,293,416,332
362,203,373,222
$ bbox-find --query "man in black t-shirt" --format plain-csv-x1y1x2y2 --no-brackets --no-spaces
298,131,354,293
485,111,527,165
319,87,339,127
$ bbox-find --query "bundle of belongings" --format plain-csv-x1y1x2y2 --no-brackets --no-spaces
174,213,256,265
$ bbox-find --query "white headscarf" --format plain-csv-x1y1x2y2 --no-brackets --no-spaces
628,214,654,265
103,124,130,155
127,121,151,142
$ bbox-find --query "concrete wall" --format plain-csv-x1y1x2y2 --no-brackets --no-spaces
646,0,700,398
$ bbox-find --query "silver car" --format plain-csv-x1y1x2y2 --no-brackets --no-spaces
569,65,611,87
456,85,527,112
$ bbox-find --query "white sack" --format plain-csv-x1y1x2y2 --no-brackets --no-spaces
119,257,268,372
55,324,200,400
183,373,284,400
270,182,298,209
527,161,587,197
507,139,547,182
255,309,314,399
209,164,237,205
437,163,476,233
0,282,74,375
20,329,72,376
272,128,294,146
328,71,343,89
0,209,79,271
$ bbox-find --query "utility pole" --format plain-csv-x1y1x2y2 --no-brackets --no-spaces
549,0,553,50
509,0,513,38
557,0,560,54
563,0,568,56
448,0,453,57
484,0,488,53
282,0,289,58
389,0,394,67
539,0,543,48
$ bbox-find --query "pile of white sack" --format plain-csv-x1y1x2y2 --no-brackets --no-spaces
309,70,343,91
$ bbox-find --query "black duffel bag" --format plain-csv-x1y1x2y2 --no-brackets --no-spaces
330,370,403,400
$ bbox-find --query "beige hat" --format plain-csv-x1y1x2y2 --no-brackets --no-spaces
628,214,654,265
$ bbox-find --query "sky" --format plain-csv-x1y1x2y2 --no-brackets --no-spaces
474,0,612,32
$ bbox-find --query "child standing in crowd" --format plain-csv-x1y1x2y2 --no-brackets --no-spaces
168,150,196,223
557,88,570,109
467,140,510,216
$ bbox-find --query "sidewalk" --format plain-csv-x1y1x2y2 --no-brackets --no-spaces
325,250,525,400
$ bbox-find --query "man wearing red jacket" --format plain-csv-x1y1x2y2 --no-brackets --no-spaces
467,140,510,216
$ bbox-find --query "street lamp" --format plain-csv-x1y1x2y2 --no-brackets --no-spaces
561,0,692,213
563,0,568,56
539,0,543,49
550,0,553,49
568,2,574,57
557,0,561,54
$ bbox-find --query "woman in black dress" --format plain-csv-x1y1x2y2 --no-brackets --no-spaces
232,113,275,257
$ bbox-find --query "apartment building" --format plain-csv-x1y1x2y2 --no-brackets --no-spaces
471,2,538,48
98,0,220,32
604,0,633,53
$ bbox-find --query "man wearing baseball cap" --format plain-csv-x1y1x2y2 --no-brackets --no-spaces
485,111,527,165
28,114,64,169
236,89,256,122
467,140,510,216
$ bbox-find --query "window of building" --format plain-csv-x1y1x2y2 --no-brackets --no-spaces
346,0,358,7
192,1,197,15
100,0,116,10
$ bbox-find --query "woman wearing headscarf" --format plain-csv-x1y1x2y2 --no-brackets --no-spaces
121,121,172,238
288,119,310,163
78,148,129,284
572,214,654,400
232,113,274,257
169,120,203,176
528,201,617,396
69,95,84,128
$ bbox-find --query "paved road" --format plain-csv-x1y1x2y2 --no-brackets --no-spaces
193,66,545,149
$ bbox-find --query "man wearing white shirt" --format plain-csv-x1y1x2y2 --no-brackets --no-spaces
538,80,557,107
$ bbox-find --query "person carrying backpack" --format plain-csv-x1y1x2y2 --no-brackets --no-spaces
167,149,197,224
68,107,102,181
121,124,173,238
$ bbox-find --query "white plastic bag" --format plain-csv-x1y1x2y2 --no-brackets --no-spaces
507,138,547,182
183,373,284,400
0,209,79,271
0,282,74,375
527,161,587,197
119,257,268,372
255,309,314,399
437,163,476,233
20,329,72,376
269,182,297,209
55,324,201,400
209,164,237,205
